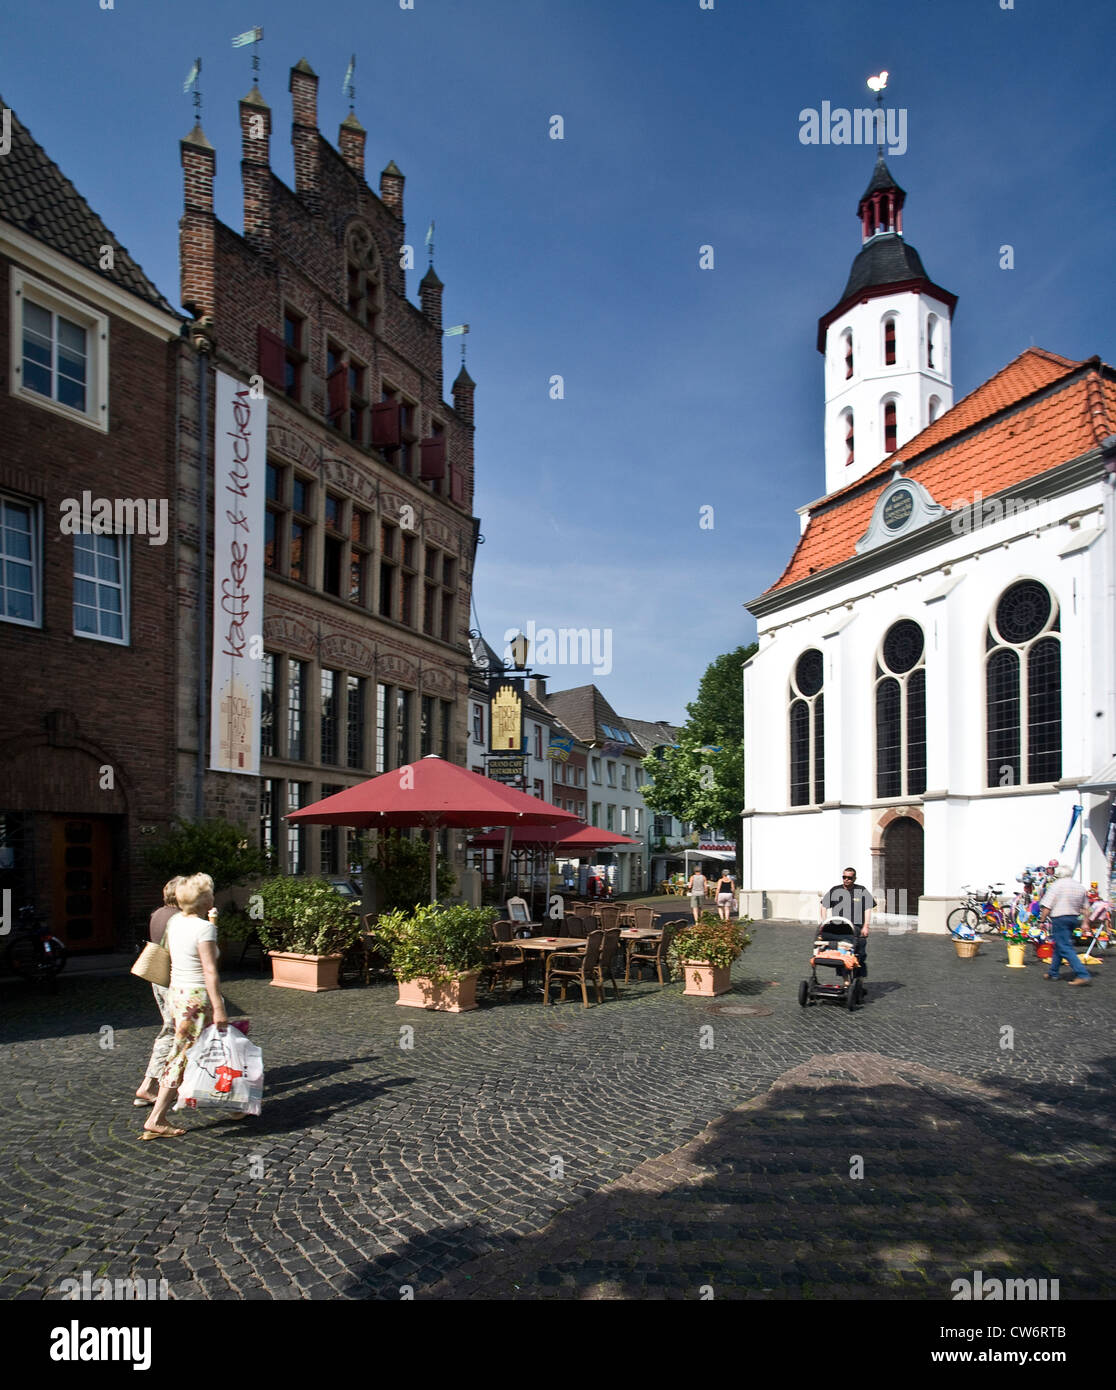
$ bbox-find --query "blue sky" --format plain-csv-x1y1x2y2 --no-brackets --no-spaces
5,0,1114,724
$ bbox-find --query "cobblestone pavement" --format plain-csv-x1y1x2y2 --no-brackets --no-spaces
1,923,1112,1301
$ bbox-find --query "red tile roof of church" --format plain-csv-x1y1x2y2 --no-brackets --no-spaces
765,349,1116,594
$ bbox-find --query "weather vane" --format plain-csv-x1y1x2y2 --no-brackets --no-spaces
445,324,470,363
183,57,202,123
866,70,889,155
425,220,435,266
343,54,356,111
232,26,264,83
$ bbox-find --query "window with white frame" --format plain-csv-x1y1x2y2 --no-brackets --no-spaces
73,532,127,642
11,271,108,431
590,757,601,784
0,496,41,627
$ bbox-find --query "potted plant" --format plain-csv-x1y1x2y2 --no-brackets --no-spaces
254,876,364,991
1002,924,1028,969
374,902,497,1012
669,910,753,997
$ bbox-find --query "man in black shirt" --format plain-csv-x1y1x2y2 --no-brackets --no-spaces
819,867,874,979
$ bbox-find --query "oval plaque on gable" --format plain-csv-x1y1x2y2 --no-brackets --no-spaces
882,487,914,531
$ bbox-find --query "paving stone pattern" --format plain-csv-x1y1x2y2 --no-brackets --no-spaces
1,924,1112,1301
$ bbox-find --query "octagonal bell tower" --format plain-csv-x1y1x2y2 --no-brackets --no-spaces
817,156,957,495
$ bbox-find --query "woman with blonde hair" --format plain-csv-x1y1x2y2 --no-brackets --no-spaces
141,872,228,1139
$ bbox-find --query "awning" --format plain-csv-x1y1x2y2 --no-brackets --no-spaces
684,848,735,863
1079,757,1116,792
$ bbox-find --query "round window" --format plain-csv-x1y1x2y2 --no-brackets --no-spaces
795,649,823,697
881,620,924,674
995,580,1052,645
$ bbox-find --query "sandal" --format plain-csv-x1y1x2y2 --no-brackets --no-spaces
140,1126,186,1140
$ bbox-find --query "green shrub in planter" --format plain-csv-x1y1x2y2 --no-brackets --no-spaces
669,910,753,974
374,902,498,986
254,876,364,957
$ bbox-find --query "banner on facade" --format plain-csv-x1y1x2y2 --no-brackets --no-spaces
698,839,736,853
210,372,267,775
547,733,573,762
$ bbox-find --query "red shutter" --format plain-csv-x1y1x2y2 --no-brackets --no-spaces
450,466,465,507
257,327,285,388
327,364,349,422
419,436,446,480
371,400,401,447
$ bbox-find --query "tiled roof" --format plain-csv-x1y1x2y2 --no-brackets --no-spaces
623,717,681,752
859,155,904,202
544,685,635,748
0,99,176,315
764,349,1116,595
840,233,928,301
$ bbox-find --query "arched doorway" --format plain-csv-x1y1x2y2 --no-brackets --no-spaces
881,816,923,917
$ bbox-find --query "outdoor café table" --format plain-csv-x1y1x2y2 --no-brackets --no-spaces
517,935,586,995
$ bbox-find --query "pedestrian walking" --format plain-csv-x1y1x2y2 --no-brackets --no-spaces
714,870,736,922
1039,865,1092,985
819,866,874,979
687,865,708,922
141,873,229,1139
133,877,183,1107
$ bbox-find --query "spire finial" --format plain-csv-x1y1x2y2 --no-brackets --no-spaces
866,69,889,156
343,54,356,112
183,57,203,124
232,26,264,84
425,219,435,266
446,323,470,364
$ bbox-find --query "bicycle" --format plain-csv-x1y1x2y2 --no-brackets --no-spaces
4,905,67,981
947,885,1009,938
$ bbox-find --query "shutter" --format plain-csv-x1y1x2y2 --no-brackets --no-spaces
257,327,285,388
371,400,401,447
327,364,349,422
450,466,465,507
419,435,446,480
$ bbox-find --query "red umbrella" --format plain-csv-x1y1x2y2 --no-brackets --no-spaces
469,822,639,851
286,756,580,900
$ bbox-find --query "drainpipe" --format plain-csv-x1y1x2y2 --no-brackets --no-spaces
194,332,212,820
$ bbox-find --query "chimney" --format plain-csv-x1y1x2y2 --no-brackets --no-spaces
380,159,404,219
289,59,320,208
338,112,366,182
452,363,475,425
239,87,272,255
528,678,547,701
180,124,216,321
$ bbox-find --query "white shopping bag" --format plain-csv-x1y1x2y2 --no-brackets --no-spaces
174,1024,264,1116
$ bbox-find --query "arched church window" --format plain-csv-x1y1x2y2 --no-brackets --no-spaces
883,398,897,455
883,315,896,366
875,620,926,798
985,580,1061,787
842,409,854,466
789,649,825,807
926,314,938,371
928,395,941,424
843,330,854,380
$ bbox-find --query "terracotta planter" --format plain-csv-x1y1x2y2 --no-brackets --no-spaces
396,970,479,1012
267,950,343,992
681,960,732,997
1005,943,1026,969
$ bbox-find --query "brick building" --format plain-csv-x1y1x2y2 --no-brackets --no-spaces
0,101,182,949
176,61,479,877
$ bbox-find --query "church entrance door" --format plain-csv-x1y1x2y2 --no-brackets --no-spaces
881,816,923,917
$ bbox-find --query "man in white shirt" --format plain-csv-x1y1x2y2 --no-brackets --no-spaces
1039,865,1091,985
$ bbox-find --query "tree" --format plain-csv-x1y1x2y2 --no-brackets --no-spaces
365,829,456,912
641,643,757,832
143,818,271,893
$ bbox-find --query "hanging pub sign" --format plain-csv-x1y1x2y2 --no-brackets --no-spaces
485,753,527,785
210,371,267,775
490,682,523,752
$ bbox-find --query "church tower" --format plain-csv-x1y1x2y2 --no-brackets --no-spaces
817,155,957,494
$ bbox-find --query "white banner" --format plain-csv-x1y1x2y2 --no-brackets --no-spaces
210,372,267,774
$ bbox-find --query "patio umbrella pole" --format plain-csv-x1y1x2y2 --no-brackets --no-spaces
429,827,438,903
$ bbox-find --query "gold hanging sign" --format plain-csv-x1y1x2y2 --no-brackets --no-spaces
490,683,523,751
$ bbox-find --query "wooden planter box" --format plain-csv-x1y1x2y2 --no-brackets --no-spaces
681,960,732,997
267,950,343,992
396,971,479,1013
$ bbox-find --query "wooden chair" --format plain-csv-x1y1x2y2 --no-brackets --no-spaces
632,906,660,933
485,921,526,993
544,929,604,1008
626,923,674,985
598,927,622,1000
597,904,621,931
564,914,590,939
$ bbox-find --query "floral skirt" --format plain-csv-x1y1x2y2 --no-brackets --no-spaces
160,986,213,1089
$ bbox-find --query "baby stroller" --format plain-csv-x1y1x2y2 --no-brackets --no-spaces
799,916,865,1011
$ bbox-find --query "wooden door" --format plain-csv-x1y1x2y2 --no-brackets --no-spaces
882,817,924,917
51,817,115,950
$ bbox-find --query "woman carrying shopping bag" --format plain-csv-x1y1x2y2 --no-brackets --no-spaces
141,872,228,1140
133,877,183,1107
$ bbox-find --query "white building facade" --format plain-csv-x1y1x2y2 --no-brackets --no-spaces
741,161,1116,930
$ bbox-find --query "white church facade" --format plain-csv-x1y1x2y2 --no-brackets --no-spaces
740,158,1116,930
